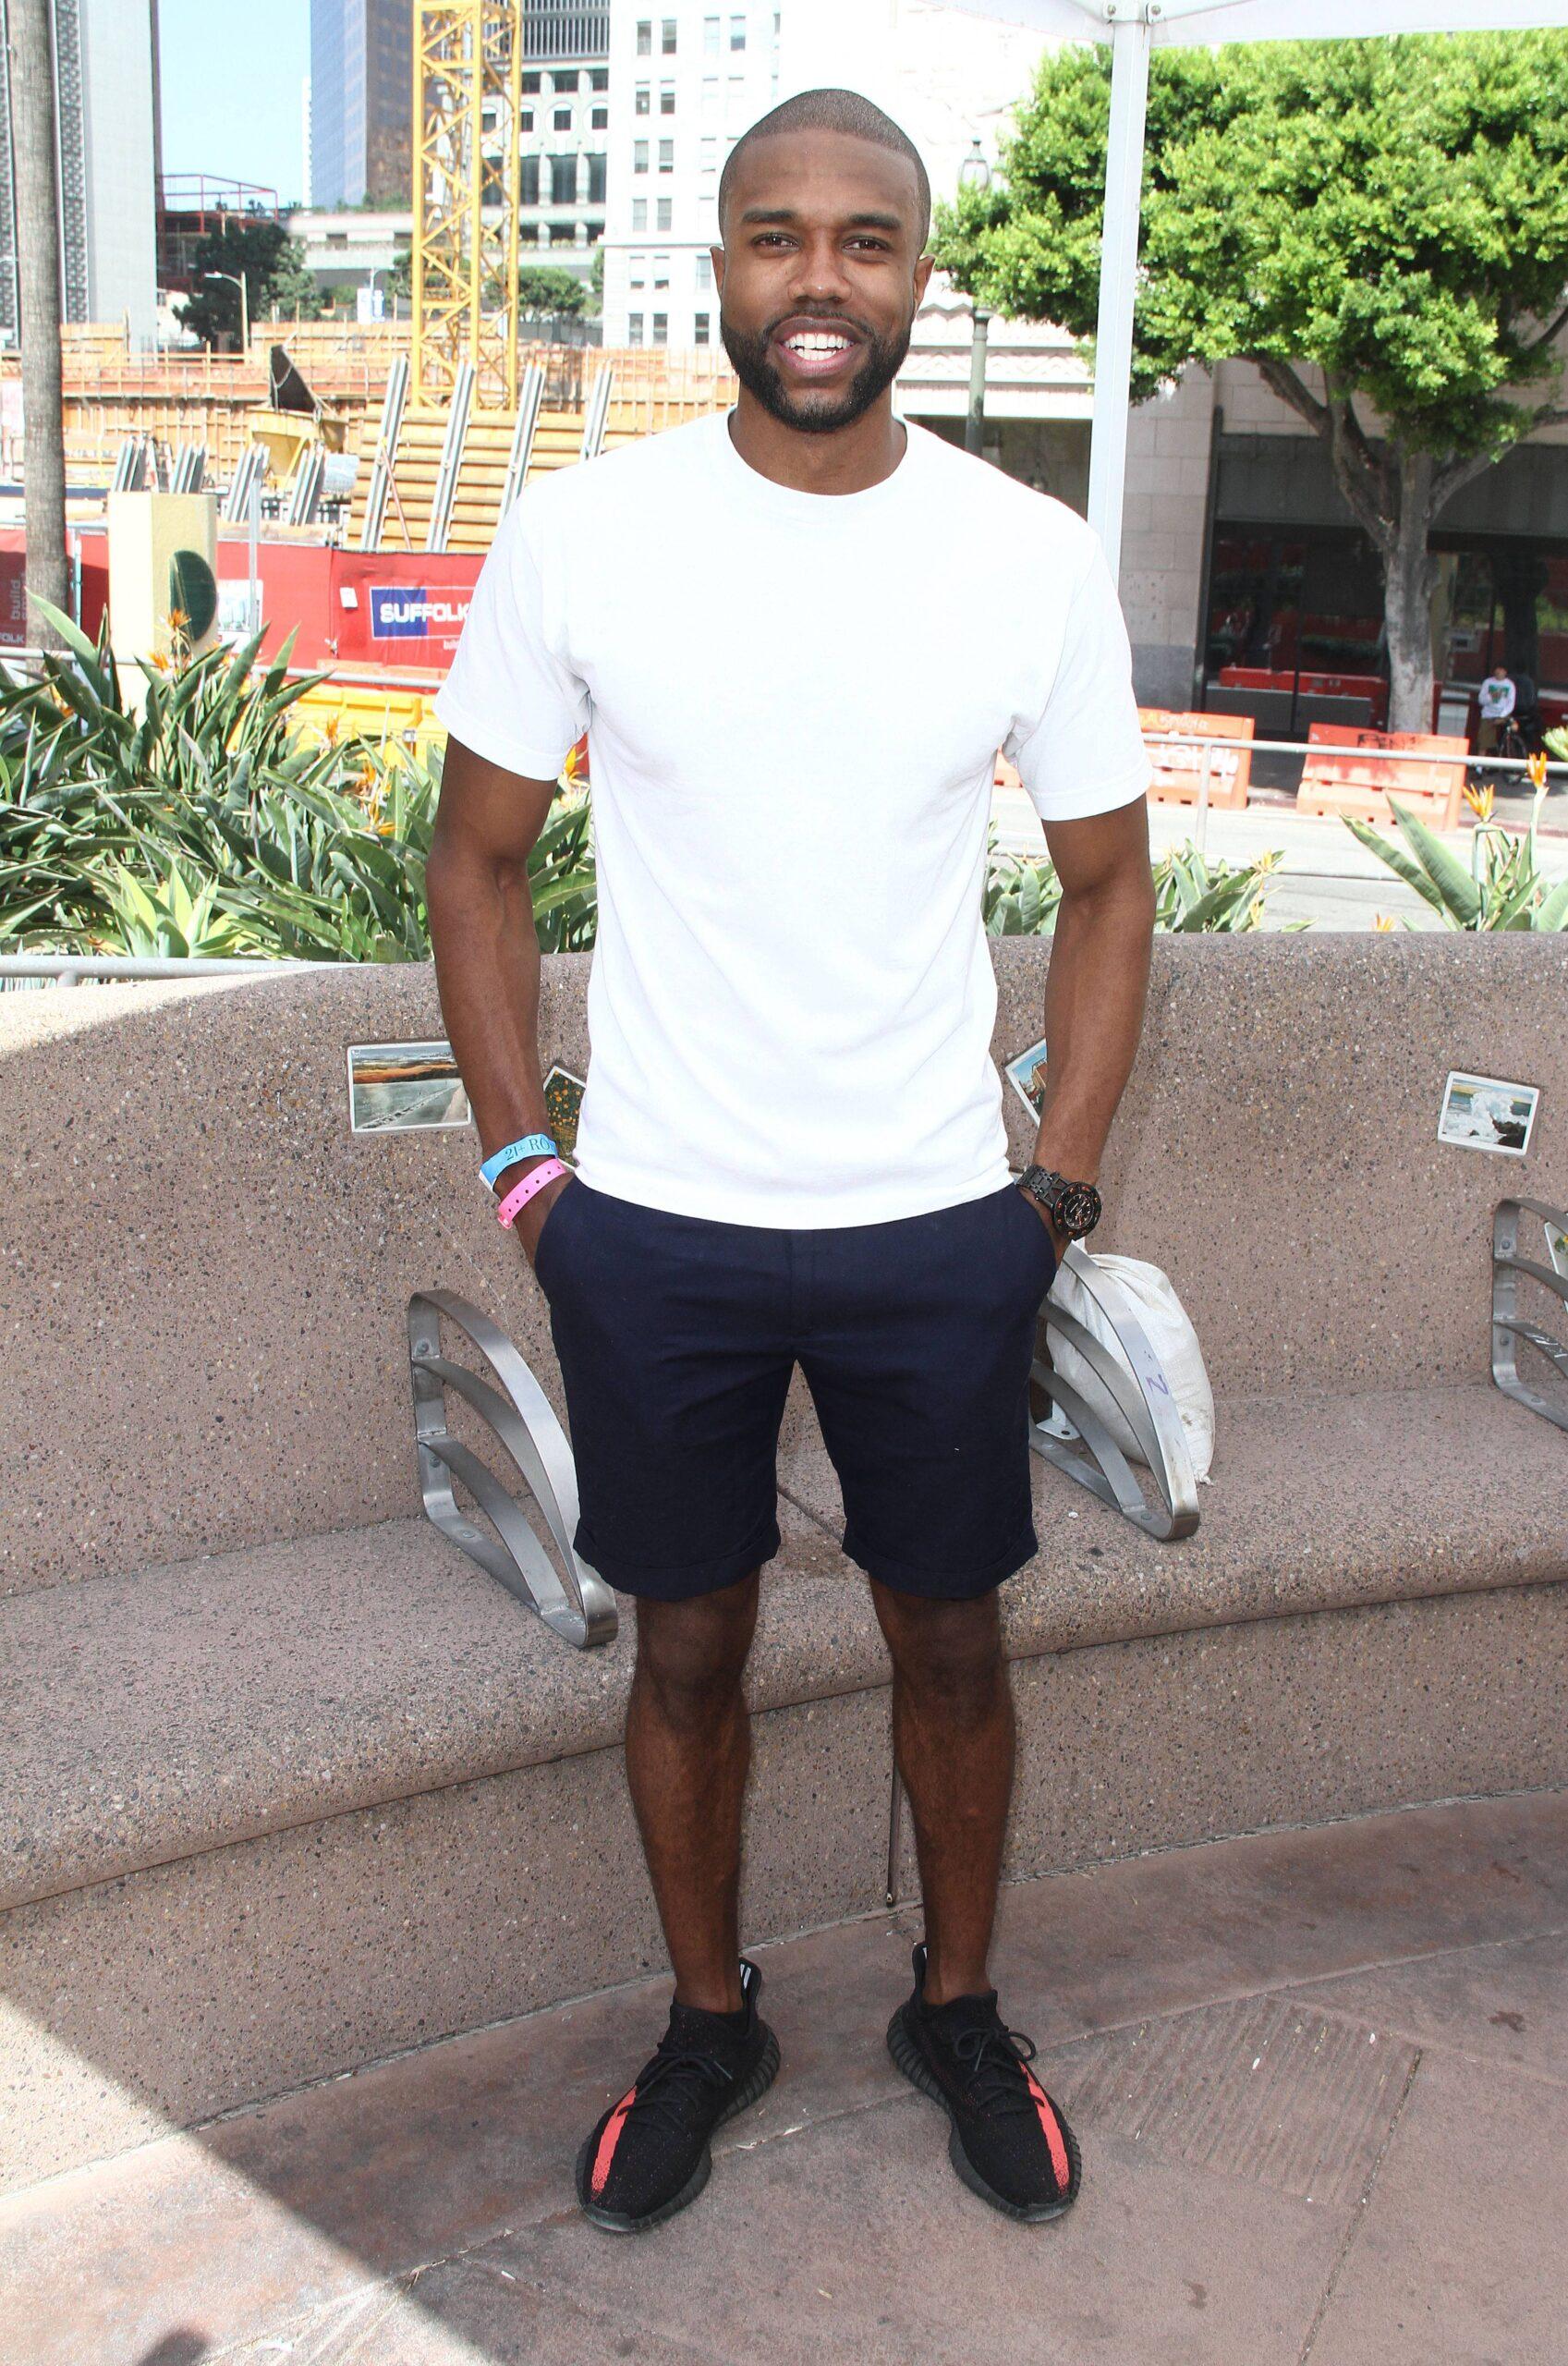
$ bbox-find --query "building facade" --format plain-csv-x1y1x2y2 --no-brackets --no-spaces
309,0,413,211
514,1,610,273
0,0,159,347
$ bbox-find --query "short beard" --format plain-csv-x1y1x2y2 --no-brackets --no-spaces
718,308,914,435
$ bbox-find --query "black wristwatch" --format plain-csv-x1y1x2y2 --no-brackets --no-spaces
1016,1165,1102,1240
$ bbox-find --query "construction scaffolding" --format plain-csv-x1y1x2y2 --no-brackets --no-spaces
411,1,522,411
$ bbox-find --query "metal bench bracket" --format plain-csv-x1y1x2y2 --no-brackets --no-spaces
407,1289,617,1648
1492,1198,1568,1435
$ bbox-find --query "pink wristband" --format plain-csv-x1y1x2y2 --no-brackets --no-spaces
495,1156,567,1229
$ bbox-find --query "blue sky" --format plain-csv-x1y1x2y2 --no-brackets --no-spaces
157,0,310,205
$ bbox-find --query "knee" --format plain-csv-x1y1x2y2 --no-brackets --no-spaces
877,1590,1006,1724
633,1577,758,1732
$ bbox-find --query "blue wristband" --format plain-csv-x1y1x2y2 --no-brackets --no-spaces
480,1133,557,1190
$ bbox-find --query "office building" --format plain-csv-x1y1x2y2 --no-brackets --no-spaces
516,2,611,271
310,0,413,210
0,0,159,346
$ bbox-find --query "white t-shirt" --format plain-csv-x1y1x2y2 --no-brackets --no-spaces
435,405,1150,1228
1478,676,1515,720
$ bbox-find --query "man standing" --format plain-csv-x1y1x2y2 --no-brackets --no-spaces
1476,662,1517,754
427,89,1156,2234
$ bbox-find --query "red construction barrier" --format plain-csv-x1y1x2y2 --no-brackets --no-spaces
1296,725,1467,829
1137,707,1254,809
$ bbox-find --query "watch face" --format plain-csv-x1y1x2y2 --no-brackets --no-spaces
1059,1180,1101,1238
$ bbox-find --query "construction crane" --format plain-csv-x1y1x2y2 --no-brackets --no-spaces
411,1,522,411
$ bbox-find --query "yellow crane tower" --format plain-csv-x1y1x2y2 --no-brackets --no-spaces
411,1,522,410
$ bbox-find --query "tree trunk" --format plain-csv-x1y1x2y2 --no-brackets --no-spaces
1382,452,1440,737
9,0,68,650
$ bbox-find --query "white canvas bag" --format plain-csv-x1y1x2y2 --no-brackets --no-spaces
1044,1254,1215,1484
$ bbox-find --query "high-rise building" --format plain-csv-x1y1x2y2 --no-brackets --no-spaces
310,0,414,211
602,0,1056,352
515,4,611,272
0,0,159,346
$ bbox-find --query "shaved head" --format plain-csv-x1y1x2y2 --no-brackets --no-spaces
719,87,930,250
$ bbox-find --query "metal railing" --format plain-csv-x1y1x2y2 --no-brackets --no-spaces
0,954,326,987
1139,732,1568,858
1492,1198,1568,1437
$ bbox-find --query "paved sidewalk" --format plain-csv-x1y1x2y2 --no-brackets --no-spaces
991,782,1568,930
4,1787,1564,2364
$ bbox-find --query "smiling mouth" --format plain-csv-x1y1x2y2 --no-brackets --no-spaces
773,327,860,378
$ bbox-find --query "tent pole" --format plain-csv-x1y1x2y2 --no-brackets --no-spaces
1086,11,1150,582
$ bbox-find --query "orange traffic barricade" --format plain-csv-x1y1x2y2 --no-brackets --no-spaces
1295,726,1468,830
1137,708,1255,810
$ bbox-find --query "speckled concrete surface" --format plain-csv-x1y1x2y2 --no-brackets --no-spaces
5,935,1565,1593
5,1579,1563,2191
0,1681,894,2192
5,1791,1565,2366
7,1371,1562,1916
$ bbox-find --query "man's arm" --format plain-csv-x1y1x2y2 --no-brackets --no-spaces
1026,797,1157,1255
424,735,575,1261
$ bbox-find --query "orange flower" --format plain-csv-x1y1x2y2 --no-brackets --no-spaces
1526,750,1548,792
167,605,188,630
1373,913,1396,933
1463,783,1494,821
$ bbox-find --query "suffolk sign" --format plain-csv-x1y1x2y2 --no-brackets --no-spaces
370,586,472,641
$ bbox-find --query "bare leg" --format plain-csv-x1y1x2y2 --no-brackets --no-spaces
871,1580,1014,2006
623,1568,761,2015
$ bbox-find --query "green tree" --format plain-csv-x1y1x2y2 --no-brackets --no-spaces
517,262,588,317
176,218,298,350
264,236,324,323
589,243,604,312
935,33,1568,733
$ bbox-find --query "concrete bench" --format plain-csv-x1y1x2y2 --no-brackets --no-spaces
3,934,1565,2190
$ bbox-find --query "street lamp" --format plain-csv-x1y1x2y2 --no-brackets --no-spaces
365,266,387,322
956,140,993,457
202,269,249,358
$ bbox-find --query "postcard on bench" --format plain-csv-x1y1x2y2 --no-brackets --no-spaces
1005,1035,1051,1123
347,1041,471,1133
1437,1070,1539,1158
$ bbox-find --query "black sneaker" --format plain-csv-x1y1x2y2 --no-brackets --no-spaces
887,1942,1081,2222
575,1957,780,2232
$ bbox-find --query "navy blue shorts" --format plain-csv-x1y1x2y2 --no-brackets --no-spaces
531,1176,1056,1605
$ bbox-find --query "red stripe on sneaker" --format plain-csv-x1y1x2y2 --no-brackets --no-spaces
590,2085,638,2198
1025,2069,1071,2193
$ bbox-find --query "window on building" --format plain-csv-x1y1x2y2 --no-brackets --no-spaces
704,13,720,50
728,76,745,107
630,254,646,287
588,152,607,202
326,230,347,249
658,139,674,172
730,14,746,48
695,251,713,289
591,67,608,91
520,157,541,204
634,140,649,173
591,104,608,129
549,224,577,245
553,107,572,130
652,311,668,345
700,136,716,174
635,84,650,113
550,154,578,203
520,108,534,132
636,20,651,54
587,220,603,242
656,195,673,230
701,77,718,116
660,84,675,113
662,18,677,51
629,311,645,344
695,311,711,344
522,70,541,92
632,197,648,229
653,254,670,287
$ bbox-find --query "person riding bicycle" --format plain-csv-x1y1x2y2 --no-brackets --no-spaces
1476,663,1518,756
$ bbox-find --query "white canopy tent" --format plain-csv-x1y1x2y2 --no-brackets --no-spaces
939,0,1568,579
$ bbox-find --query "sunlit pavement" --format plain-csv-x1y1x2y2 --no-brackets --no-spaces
3,1787,1563,2365
991,782,1568,930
